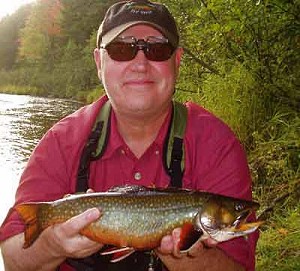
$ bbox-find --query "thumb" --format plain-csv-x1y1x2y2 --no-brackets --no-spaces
63,208,101,237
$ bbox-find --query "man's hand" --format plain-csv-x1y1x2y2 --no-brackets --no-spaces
157,228,217,258
1,206,104,271
155,228,244,271
43,207,103,259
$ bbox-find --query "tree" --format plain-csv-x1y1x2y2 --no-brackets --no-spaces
59,0,118,45
0,4,32,70
18,0,62,62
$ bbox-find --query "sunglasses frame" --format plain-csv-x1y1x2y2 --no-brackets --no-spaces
100,36,176,62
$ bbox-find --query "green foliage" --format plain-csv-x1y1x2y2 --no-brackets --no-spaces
177,62,266,146
250,112,299,204
18,0,62,61
59,0,117,45
84,86,106,104
256,204,300,271
0,4,32,70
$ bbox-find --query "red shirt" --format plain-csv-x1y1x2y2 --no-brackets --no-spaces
0,95,258,270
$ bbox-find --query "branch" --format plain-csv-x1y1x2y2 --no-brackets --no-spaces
257,181,300,221
182,46,220,75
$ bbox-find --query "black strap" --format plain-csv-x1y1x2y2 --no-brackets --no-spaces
163,102,187,188
76,121,104,192
169,136,184,188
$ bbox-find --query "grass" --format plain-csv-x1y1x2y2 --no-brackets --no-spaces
249,112,300,270
256,204,300,271
0,84,44,96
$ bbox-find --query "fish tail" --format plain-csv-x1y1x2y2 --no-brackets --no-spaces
15,203,46,248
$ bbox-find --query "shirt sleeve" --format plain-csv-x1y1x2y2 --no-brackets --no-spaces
0,128,74,242
184,102,259,271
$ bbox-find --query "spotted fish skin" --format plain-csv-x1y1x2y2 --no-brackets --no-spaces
15,186,261,250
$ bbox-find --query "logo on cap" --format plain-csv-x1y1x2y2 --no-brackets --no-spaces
126,2,156,15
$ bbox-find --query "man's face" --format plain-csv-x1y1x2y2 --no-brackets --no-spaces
94,24,183,118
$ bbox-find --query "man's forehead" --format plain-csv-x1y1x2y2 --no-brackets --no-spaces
118,24,164,36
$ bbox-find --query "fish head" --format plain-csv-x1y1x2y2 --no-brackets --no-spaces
195,195,263,242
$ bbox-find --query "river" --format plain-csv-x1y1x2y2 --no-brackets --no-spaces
0,93,83,269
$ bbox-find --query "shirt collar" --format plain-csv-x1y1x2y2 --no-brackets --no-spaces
101,106,172,160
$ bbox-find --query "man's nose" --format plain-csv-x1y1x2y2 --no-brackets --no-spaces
130,49,149,71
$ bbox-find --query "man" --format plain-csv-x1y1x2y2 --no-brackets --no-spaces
0,0,258,270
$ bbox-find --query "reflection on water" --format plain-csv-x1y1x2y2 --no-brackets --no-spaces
0,93,82,269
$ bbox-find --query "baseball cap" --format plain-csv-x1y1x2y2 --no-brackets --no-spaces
97,0,179,48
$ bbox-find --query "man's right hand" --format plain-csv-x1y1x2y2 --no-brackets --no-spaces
44,207,103,259
1,207,103,271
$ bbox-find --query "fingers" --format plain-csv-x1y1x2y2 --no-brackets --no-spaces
171,228,183,257
202,237,218,248
157,228,218,259
62,208,101,237
157,228,182,258
44,208,103,259
185,238,205,257
158,234,175,255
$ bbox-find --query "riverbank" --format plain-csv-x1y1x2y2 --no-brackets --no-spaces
0,85,105,104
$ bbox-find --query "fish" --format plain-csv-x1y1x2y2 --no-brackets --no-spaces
15,185,263,261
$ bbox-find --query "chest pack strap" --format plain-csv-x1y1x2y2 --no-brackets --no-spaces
76,101,111,192
164,100,187,187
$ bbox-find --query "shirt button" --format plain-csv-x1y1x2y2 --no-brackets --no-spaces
155,150,160,155
134,172,142,181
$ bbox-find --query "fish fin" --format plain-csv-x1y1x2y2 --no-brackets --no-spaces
100,246,135,262
177,223,203,252
107,185,148,193
15,203,44,248
63,193,72,198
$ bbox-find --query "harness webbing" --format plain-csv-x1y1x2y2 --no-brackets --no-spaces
76,101,111,192
163,100,187,187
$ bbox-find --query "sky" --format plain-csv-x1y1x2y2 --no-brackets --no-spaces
0,0,36,19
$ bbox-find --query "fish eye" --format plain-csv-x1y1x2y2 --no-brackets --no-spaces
235,203,245,212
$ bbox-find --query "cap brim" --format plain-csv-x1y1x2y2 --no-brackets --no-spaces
101,21,177,47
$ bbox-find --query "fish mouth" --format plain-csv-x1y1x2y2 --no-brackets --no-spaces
230,209,264,234
199,209,263,242
232,220,264,233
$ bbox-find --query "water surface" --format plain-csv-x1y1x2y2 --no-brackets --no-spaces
0,93,82,269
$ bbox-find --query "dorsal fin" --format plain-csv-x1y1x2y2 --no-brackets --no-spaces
107,185,149,193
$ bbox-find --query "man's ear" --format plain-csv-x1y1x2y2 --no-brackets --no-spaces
94,48,101,69
175,47,183,69
174,47,183,78
94,48,102,79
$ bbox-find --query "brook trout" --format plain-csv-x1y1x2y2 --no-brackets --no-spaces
16,185,262,258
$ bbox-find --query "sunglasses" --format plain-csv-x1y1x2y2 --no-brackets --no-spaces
100,36,175,62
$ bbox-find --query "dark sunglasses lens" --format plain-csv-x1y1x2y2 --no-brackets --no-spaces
106,42,136,61
146,43,174,61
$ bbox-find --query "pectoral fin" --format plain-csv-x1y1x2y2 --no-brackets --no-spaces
177,223,203,252
100,246,135,262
